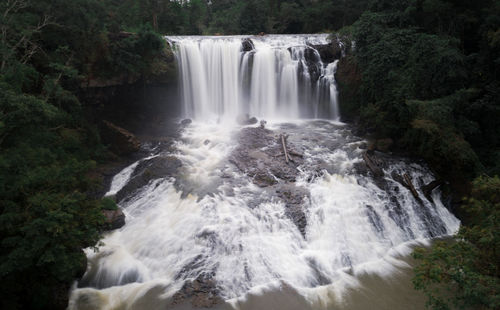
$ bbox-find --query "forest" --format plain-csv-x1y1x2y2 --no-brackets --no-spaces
0,0,498,309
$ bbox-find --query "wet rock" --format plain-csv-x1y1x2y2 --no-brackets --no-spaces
275,184,309,237
181,118,192,126
253,171,278,187
303,47,322,82
363,152,384,177
353,161,369,176
100,120,140,155
116,156,182,202
236,114,258,125
241,38,255,52
365,205,385,235
171,273,223,308
247,116,258,125
229,127,304,188
309,41,343,63
102,209,125,230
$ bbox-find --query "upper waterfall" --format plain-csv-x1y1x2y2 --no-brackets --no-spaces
167,34,341,121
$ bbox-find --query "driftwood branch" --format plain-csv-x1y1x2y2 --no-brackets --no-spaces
363,152,384,177
403,173,421,200
288,150,303,158
280,134,290,164
391,172,422,202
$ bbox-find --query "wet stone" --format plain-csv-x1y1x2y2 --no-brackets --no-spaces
171,273,224,308
115,156,182,202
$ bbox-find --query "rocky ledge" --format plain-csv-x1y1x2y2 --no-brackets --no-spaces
229,126,309,236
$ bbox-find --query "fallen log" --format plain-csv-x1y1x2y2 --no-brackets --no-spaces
288,150,304,158
363,152,384,177
403,173,420,200
421,179,443,202
281,134,290,164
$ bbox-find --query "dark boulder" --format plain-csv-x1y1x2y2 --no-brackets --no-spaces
253,171,278,187
303,47,322,82
229,127,304,187
102,209,126,230
241,38,255,52
100,120,140,155
236,114,258,125
275,184,309,237
247,116,258,125
171,273,223,308
310,41,343,63
116,156,182,202
181,118,192,126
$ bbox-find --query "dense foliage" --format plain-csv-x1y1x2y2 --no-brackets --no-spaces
338,1,500,308
104,0,371,35
0,0,165,309
344,0,500,180
413,176,500,310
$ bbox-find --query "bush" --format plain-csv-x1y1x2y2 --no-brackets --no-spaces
412,176,500,310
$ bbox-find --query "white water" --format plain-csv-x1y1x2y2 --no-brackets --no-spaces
69,121,459,310
168,34,340,121
69,36,460,310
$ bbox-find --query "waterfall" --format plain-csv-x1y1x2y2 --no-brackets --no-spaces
68,35,459,310
168,34,340,121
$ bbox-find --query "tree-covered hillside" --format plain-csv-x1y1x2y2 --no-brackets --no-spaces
0,0,166,309
337,1,500,309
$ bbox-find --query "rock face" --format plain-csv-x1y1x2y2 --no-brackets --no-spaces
171,274,223,308
229,127,309,235
116,156,182,202
303,47,322,82
102,209,126,230
181,118,192,126
230,127,304,187
275,184,309,237
100,120,141,155
241,38,255,52
335,55,362,121
309,41,343,63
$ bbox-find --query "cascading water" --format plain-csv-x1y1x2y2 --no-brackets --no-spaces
169,34,340,121
68,35,459,310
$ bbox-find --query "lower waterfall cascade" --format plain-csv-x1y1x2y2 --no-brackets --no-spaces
68,35,460,310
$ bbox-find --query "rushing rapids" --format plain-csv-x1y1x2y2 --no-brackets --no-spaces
69,35,459,310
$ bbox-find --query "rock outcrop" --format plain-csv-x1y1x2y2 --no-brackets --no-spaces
241,38,255,52
229,127,309,235
171,273,223,308
116,156,182,202
309,41,343,63
102,209,126,230
229,127,304,187
100,120,141,155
